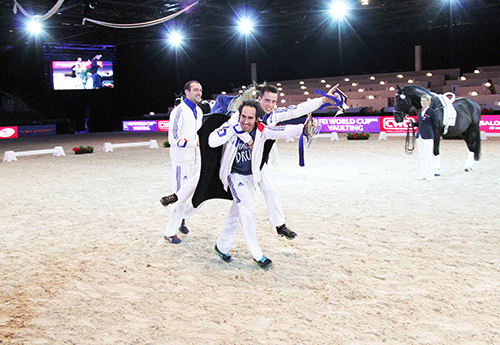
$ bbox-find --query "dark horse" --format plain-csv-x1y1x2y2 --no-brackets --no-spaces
393,85,481,172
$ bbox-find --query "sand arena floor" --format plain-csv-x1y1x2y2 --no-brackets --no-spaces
1,131,500,344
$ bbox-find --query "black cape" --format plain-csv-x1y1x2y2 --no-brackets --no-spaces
191,113,275,208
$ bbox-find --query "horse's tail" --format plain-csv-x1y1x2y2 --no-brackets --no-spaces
473,124,481,161
469,101,482,161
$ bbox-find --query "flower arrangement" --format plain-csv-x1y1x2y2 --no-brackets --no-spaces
347,132,370,140
73,145,94,154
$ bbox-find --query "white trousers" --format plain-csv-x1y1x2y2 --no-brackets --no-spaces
258,164,285,227
216,174,264,261
164,161,200,237
417,137,435,180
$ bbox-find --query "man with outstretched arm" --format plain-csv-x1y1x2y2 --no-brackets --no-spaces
209,100,315,269
228,84,340,240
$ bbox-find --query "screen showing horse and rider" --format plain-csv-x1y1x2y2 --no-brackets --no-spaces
43,42,116,90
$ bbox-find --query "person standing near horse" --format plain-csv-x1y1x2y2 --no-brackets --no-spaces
227,83,340,239
163,80,203,244
209,100,311,269
412,94,438,180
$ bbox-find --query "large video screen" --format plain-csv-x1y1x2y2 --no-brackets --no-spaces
43,42,116,90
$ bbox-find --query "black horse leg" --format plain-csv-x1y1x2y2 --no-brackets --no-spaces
463,123,481,171
464,123,481,161
433,129,441,176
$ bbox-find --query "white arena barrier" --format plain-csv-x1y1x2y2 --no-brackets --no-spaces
378,131,406,140
3,146,66,162
103,140,159,153
380,131,489,140
286,132,339,142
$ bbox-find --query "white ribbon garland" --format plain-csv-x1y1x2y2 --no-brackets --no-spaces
13,0,66,21
82,1,198,29
13,0,198,29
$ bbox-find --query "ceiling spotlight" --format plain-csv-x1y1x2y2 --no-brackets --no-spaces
237,17,254,35
27,19,43,35
329,1,349,19
167,31,184,47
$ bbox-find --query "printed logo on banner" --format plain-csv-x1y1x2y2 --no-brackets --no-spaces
157,120,170,132
380,116,417,133
480,115,500,133
316,116,380,133
0,126,18,139
122,121,157,131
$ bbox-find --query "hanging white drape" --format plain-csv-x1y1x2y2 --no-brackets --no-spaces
13,0,66,20
81,1,198,29
13,0,198,29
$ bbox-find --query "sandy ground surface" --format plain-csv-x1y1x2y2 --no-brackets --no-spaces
1,131,500,344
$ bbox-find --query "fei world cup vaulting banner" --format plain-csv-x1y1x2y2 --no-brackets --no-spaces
316,116,380,133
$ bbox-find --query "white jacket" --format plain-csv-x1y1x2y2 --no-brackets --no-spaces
229,97,323,143
209,121,304,191
168,100,203,163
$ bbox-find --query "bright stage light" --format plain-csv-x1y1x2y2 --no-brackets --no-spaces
27,19,43,35
167,31,184,47
237,17,254,35
329,1,349,19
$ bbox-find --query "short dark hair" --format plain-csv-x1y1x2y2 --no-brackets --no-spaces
238,99,263,119
259,84,278,97
184,80,200,92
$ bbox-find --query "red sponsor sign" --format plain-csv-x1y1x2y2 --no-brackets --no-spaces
157,120,170,132
0,126,18,139
380,116,417,133
480,115,500,133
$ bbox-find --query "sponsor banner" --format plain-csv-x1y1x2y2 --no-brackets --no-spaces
316,116,380,133
0,126,18,139
18,124,56,137
123,120,158,132
380,116,417,133
480,115,500,133
51,60,101,69
157,120,170,132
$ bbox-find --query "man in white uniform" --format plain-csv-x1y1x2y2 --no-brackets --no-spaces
228,84,339,240
209,100,307,269
161,83,340,241
163,80,203,244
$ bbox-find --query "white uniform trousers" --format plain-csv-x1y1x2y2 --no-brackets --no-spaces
417,137,435,180
258,164,285,227
164,161,200,237
216,173,264,261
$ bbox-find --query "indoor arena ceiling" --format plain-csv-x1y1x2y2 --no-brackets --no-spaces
1,0,500,48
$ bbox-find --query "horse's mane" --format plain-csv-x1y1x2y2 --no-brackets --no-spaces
403,85,431,95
